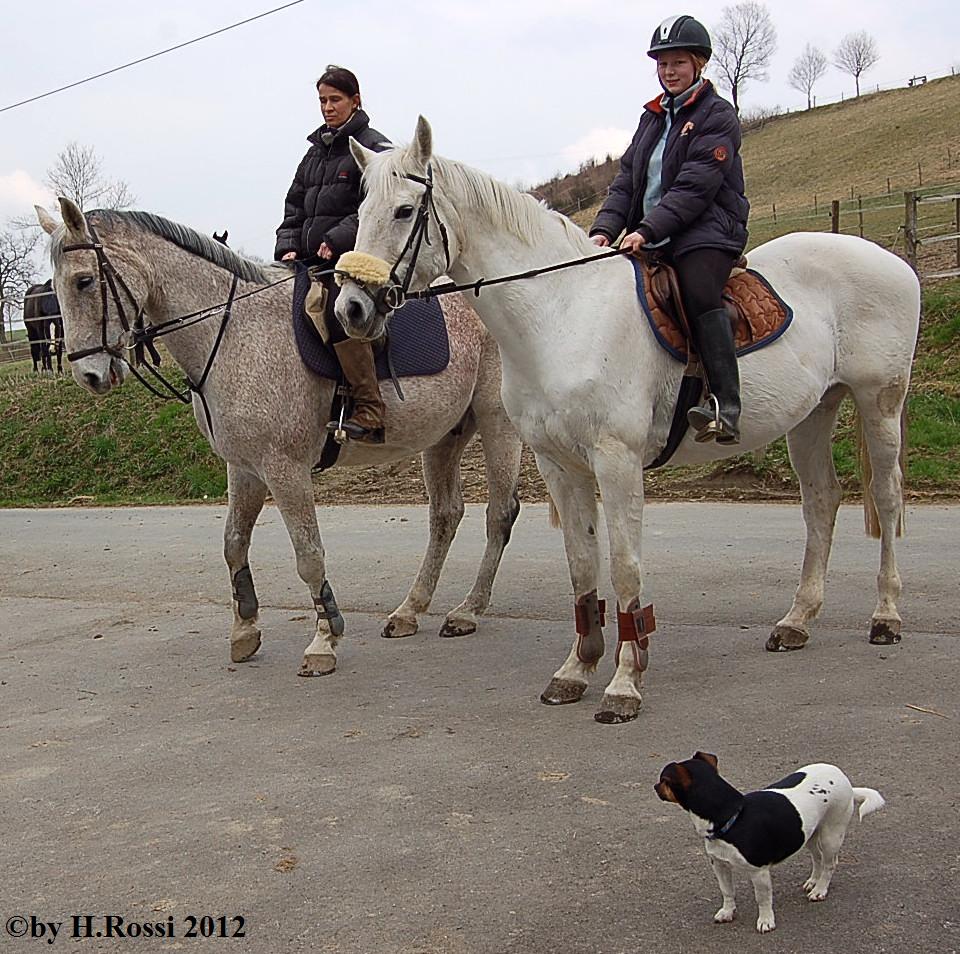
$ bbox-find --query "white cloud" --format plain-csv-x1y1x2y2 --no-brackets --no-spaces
561,128,632,168
0,170,52,221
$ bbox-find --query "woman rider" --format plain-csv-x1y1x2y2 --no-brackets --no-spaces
275,65,390,443
589,15,749,444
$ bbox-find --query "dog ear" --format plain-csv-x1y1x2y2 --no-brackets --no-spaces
693,751,718,769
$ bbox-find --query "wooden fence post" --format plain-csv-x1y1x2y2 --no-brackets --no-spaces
904,191,919,273
831,199,840,234
772,202,777,224
955,196,960,272
857,196,864,238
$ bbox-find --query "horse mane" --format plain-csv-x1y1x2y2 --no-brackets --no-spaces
51,209,273,285
367,147,597,254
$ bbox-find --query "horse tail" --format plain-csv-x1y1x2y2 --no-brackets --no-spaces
857,405,906,540
548,496,561,529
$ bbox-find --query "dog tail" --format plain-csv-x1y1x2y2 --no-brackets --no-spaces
853,787,885,821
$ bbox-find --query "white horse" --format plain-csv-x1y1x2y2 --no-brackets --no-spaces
334,118,921,724
37,197,522,678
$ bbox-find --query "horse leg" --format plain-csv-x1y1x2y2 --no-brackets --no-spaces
441,376,523,637
224,464,268,662
767,387,845,652
593,446,648,724
857,391,908,644
382,419,475,639
266,464,343,676
537,456,603,706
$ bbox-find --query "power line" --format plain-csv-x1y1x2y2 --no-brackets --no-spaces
0,0,306,115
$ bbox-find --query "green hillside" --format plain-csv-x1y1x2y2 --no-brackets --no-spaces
2,80,960,506
570,73,960,256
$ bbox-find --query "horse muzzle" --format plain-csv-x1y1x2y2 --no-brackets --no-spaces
335,286,388,341
73,354,125,395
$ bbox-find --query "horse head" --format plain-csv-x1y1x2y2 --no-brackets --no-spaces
36,197,152,395
335,116,461,341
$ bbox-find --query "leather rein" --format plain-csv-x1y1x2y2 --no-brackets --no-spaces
338,163,632,317
59,218,299,438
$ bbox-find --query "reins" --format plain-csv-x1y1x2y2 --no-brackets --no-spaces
336,164,633,314
59,216,307,437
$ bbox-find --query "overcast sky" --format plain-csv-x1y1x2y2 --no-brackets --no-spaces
2,0,958,264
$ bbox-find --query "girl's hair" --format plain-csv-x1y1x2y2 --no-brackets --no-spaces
316,64,361,100
691,52,709,77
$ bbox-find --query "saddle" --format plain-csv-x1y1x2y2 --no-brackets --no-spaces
635,253,792,369
631,253,794,470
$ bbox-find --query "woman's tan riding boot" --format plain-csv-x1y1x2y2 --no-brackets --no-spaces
328,338,386,443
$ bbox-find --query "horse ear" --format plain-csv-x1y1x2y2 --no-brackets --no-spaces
350,137,378,171
58,196,88,240
411,115,433,168
35,205,60,235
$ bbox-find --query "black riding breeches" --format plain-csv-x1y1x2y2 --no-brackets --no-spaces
671,247,739,318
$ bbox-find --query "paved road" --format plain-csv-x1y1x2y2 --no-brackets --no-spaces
1,503,958,954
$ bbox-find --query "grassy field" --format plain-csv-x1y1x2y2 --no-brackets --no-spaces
1,281,958,506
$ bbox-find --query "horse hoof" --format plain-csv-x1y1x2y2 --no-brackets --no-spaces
230,630,261,662
594,693,642,724
869,620,901,645
298,654,336,677
766,625,809,652
382,617,418,639
439,618,477,638
540,678,587,705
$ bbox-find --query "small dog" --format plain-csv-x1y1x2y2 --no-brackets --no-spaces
655,752,884,933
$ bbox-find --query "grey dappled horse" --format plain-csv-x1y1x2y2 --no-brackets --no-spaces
38,198,521,677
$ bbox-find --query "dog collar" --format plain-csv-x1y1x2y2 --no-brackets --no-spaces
707,807,742,840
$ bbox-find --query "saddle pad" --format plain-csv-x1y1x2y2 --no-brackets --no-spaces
292,264,450,380
631,259,793,364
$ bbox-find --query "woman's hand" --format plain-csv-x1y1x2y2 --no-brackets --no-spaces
591,234,610,247
318,242,334,260
281,251,297,261
620,232,647,253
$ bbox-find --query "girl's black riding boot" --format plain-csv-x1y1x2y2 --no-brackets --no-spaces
687,308,741,445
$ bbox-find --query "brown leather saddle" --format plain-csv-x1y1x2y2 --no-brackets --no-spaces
636,253,792,370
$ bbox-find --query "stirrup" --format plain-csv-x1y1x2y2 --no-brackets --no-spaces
688,394,740,445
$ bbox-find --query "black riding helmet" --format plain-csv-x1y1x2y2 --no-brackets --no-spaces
647,14,712,60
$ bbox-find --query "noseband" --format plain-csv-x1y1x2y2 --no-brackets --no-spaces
339,163,451,317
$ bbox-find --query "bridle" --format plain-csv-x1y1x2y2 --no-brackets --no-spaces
59,217,240,437
336,162,633,318
342,163,451,317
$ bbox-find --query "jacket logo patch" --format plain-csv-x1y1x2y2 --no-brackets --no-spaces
680,121,695,136
337,171,351,180
713,145,728,162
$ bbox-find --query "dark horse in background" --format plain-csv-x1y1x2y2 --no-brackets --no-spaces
23,279,64,373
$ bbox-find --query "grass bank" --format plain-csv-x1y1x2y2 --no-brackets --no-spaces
0,281,958,507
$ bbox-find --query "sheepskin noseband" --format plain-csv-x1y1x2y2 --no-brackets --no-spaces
335,251,393,287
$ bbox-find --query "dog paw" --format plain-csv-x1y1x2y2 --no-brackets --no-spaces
807,887,829,902
756,916,776,934
714,907,736,924
802,877,816,892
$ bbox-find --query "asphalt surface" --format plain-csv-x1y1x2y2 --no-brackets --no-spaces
1,502,958,954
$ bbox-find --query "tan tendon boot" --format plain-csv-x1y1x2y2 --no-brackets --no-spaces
329,338,386,443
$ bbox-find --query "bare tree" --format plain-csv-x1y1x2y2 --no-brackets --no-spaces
788,43,828,109
834,31,880,97
712,1,778,113
45,142,136,211
0,226,42,343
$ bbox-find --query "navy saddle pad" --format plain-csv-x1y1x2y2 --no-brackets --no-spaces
292,264,450,380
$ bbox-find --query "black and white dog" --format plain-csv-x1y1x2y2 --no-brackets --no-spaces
655,752,884,933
